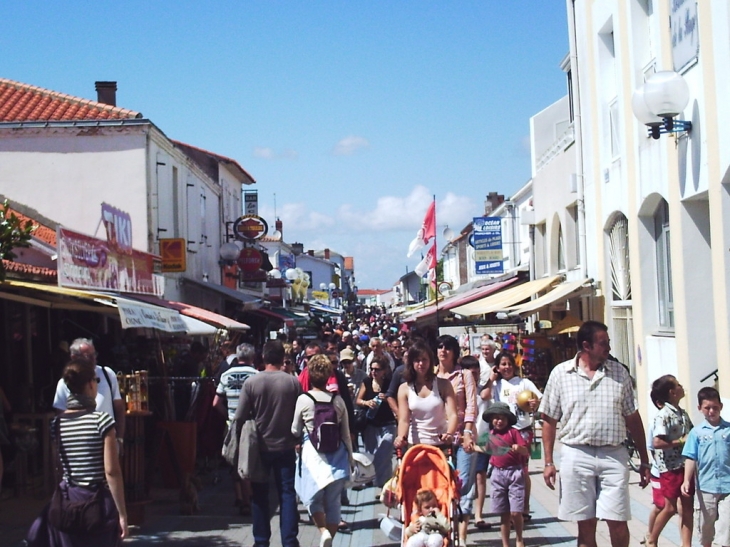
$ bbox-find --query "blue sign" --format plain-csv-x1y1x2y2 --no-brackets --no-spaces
473,216,504,275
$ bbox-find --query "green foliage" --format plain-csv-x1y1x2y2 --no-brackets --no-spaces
0,200,36,281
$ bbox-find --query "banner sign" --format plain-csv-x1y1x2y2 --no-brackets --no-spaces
116,300,186,332
244,191,258,216
57,227,164,296
473,217,504,275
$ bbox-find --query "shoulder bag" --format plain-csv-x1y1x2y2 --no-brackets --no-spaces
48,417,106,534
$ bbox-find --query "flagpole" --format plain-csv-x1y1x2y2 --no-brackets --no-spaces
433,195,439,334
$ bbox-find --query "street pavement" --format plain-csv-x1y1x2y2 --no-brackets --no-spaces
1,452,701,547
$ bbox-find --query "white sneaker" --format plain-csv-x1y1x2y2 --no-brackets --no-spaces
320,529,333,547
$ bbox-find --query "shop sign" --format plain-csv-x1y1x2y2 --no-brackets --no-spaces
244,191,258,215
239,269,267,283
116,301,186,332
233,215,268,241
237,247,263,272
473,217,504,275
57,227,164,296
159,238,186,272
101,203,133,254
670,0,699,73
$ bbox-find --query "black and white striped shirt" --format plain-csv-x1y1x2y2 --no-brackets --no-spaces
53,412,115,486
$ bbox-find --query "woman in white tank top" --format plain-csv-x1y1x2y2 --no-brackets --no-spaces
394,341,457,450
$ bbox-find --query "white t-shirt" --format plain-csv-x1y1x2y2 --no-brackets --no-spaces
53,365,122,417
492,376,542,431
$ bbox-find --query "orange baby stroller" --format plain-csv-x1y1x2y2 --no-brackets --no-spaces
394,444,460,547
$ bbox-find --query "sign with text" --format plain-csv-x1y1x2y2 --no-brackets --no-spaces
244,191,258,216
233,215,269,241
101,203,133,254
670,0,698,73
159,238,186,272
57,227,164,296
473,216,504,275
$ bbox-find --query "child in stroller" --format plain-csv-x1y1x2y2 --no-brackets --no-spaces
405,489,451,547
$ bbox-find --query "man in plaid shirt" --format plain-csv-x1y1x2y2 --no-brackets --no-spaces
538,321,651,547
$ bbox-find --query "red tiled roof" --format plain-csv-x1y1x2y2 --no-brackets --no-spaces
2,259,57,280
0,78,142,122
5,207,56,246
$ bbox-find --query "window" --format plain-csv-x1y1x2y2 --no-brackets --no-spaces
609,98,621,159
557,224,566,271
654,201,673,328
609,215,632,302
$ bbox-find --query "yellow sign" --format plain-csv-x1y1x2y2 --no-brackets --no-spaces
160,238,186,272
312,290,329,301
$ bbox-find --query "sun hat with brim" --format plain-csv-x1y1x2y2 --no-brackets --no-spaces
482,401,517,427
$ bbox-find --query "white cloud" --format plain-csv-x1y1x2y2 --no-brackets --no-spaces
253,146,299,160
340,185,477,233
259,202,335,233
332,135,370,156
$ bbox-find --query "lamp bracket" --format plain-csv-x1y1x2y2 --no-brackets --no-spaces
648,117,692,139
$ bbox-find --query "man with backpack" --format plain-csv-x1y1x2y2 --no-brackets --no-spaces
234,340,302,547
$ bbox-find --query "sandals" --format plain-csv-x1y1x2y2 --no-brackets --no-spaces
522,513,532,521
475,520,492,530
338,520,352,534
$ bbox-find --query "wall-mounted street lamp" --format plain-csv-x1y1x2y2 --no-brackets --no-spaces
632,70,692,140
219,241,241,266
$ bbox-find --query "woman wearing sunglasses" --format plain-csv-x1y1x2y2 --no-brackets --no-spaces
356,355,397,490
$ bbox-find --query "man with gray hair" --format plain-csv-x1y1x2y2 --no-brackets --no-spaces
476,335,498,387
53,338,126,450
213,343,258,514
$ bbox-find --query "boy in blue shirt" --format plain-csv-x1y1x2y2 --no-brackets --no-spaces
681,387,730,547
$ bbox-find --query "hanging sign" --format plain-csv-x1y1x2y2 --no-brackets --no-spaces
237,247,263,272
159,238,186,272
473,217,504,275
233,215,268,241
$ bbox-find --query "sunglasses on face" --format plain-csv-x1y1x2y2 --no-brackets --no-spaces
371,367,383,372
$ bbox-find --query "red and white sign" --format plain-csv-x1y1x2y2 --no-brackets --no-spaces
57,227,164,296
237,247,263,272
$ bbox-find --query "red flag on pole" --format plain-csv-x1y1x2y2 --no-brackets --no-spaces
407,200,436,257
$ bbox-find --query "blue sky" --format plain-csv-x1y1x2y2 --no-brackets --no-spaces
1,1,569,289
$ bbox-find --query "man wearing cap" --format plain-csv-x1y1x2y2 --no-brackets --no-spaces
340,348,367,400
539,321,650,547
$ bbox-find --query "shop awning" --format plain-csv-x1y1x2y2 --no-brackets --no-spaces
84,294,188,332
247,307,309,328
451,275,561,317
2,280,188,332
403,276,521,323
179,315,219,335
308,302,344,317
131,295,250,331
182,277,262,307
506,278,592,315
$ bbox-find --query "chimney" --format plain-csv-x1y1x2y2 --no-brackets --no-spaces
275,219,283,237
291,242,303,256
484,192,505,215
95,81,117,107
324,248,330,260
307,250,314,256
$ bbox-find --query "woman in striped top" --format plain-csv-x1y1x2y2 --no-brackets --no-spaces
27,359,128,546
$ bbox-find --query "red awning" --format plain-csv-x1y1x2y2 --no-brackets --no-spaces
404,276,521,323
131,295,249,331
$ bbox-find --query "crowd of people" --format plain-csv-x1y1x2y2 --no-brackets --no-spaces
18,312,730,547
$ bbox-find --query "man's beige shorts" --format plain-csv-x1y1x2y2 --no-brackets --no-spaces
558,444,630,521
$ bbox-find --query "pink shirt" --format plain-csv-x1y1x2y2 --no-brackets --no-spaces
438,366,477,432
488,428,527,469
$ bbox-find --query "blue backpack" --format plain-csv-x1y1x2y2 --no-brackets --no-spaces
305,392,341,453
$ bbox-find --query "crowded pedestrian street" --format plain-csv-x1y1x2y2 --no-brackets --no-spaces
1,444,694,547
